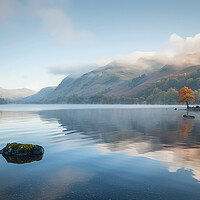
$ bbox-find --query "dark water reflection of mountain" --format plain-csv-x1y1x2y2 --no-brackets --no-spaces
39,108,200,150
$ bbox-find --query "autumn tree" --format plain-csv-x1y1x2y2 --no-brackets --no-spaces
178,87,195,108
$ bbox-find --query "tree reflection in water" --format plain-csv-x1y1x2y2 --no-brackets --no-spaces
179,118,194,136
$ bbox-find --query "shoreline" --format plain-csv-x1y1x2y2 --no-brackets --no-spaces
187,107,200,111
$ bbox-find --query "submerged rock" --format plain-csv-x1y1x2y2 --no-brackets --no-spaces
0,143,44,156
183,114,195,119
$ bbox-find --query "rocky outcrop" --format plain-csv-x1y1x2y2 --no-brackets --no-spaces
0,143,44,156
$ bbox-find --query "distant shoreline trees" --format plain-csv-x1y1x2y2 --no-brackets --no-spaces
0,98,7,104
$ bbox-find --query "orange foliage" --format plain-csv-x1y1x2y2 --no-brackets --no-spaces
178,87,194,108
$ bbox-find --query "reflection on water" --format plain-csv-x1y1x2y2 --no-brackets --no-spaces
38,108,200,181
39,108,200,148
0,105,200,199
179,118,194,136
2,154,43,164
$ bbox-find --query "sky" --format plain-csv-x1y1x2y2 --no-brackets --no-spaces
1,0,200,91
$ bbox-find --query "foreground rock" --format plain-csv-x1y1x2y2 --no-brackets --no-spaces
0,143,44,156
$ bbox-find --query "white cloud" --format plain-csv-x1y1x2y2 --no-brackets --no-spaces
106,33,200,71
27,0,93,43
97,142,200,182
35,7,92,43
163,33,200,56
49,63,99,77
49,33,200,77
0,0,93,42
109,51,169,73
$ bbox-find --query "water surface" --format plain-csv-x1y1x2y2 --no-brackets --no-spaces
0,104,200,200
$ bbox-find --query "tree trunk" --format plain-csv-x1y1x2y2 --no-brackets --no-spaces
186,100,189,109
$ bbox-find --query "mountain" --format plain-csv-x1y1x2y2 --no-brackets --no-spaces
116,64,200,97
43,65,200,104
44,65,138,103
19,86,56,103
0,87,36,100
19,52,200,104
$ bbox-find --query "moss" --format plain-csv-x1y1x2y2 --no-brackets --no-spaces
7,143,35,152
183,114,195,118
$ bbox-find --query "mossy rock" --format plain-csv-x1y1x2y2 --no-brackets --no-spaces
0,143,44,156
183,114,195,119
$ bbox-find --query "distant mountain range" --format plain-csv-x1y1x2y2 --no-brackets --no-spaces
0,87,36,103
6,52,200,104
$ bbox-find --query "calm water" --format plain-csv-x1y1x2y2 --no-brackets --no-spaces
0,104,200,200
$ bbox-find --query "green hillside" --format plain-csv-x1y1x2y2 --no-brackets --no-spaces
57,68,200,105
135,68,200,104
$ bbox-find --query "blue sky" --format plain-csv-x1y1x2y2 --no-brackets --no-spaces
0,0,200,91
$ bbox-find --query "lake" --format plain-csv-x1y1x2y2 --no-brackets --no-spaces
0,104,200,200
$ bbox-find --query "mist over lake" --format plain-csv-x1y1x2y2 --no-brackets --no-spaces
0,104,200,200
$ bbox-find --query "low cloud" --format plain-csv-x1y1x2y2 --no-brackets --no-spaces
112,33,200,68
163,33,200,56
49,64,99,77
107,33,200,73
49,33,200,77
168,52,200,67
109,52,169,74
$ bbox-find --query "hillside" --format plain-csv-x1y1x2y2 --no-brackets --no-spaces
41,65,200,104
121,65,200,96
135,67,200,104
0,87,36,100
44,65,138,103
19,86,56,103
